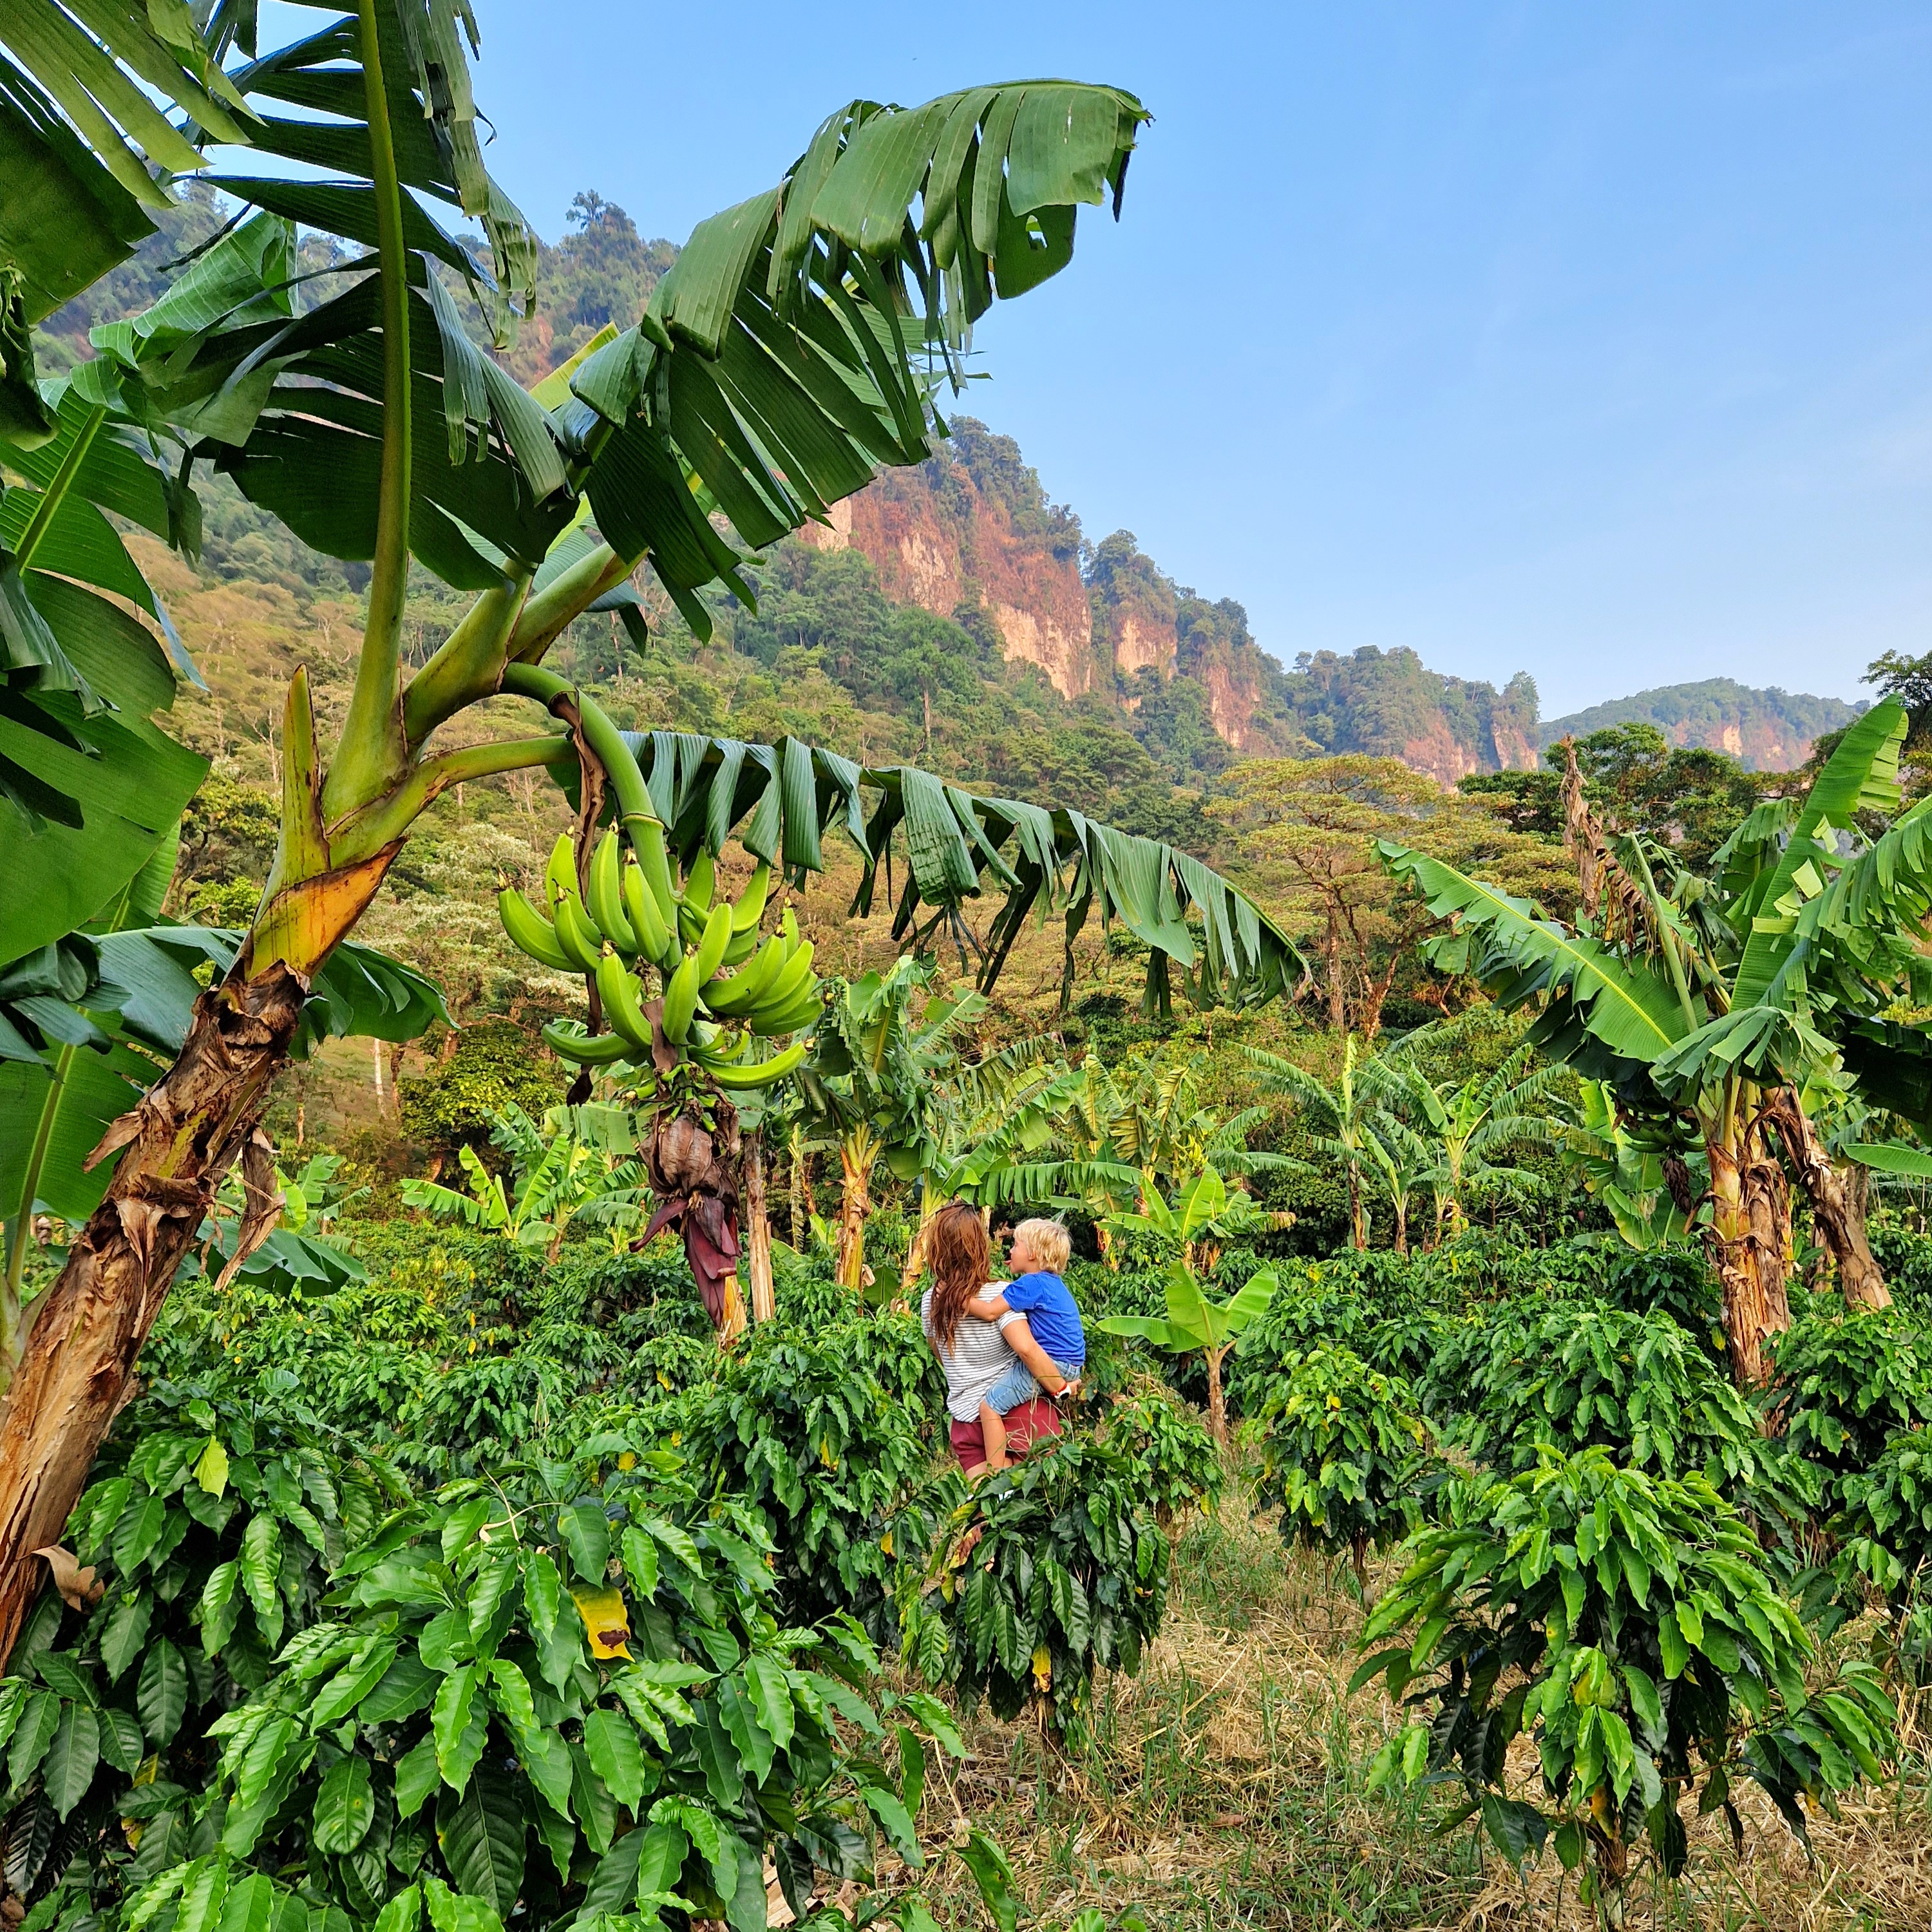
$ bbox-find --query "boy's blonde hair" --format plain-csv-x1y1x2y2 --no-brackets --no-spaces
1011,1217,1071,1274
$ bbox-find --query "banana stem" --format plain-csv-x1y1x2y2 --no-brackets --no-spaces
400,570,533,750
500,663,660,831
506,542,634,665
327,733,575,858
325,0,413,819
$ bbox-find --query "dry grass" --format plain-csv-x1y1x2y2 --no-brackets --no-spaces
905,1496,1932,1932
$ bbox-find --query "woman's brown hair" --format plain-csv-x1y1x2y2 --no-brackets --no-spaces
925,1202,989,1354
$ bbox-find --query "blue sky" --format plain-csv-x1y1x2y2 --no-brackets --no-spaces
462,1,1927,718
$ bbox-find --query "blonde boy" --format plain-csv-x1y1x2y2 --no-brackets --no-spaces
966,1217,1084,1472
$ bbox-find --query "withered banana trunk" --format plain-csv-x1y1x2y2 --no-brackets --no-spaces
837,1139,871,1295
1763,1088,1891,1311
0,966,308,1667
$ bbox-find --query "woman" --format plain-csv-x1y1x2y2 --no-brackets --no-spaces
921,1202,1068,1476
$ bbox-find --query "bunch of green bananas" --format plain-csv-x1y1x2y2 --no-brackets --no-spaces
499,827,819,1092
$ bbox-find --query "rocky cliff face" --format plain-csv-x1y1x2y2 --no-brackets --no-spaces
797,420,1560,785
799,428,1103,701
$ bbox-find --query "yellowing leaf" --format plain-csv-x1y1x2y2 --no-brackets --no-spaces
571,1585,631,1659
194,1437,229,1498
1030,1645,1052,1692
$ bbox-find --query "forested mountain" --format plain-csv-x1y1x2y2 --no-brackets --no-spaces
1542,678,1864,770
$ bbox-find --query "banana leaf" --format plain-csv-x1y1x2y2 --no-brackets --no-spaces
1378,842,1687,1072
568,730,1300,1007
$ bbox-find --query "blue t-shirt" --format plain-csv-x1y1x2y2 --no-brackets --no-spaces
1001,1271,1084,1367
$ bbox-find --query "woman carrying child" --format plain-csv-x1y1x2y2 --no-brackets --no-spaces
920,1202,1076,1478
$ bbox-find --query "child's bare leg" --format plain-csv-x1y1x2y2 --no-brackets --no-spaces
979,1400,1010,1471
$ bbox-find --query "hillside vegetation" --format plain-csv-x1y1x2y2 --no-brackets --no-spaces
1544,677,1864,772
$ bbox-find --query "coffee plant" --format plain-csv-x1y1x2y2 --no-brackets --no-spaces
0,1378,392,1919
898,1437,1168,1745
1227,1281,1451,1414
668,1322,940,1636
1419,1303,1787,1508
1251,1345,1430,1584
6,1430,970,1932
1356,1449,1895,1913
1768,1305,1932,1506
1836,1428,1932,1610
1091,1381,1224,1529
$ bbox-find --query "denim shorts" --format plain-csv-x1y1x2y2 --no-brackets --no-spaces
983,1356,1081,1416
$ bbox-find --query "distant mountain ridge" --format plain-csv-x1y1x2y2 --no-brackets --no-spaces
1542,679,1864,772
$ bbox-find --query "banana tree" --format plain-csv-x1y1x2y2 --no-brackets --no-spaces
1563,1079,1700,1252
1018,1047,1285,1255
1379,1035,1563,1242
1381,701,1930,1384
1095,1165,1278,1448
793,956,978,1294
0,6,1303,1669
400,1100,649,1264
898,1035,1088,1284
1361,1111,1432,1255
1245,1035,1390,1249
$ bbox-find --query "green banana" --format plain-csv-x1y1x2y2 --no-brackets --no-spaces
731,861,771,933
712,1041,811,1087
632,817,677,924
661,950,701,1045
545,833,584,914
676,898,708,949
684,846,715,912
700,934,785,1016
690,1033,750,1069
621,856,675,968
499,887,574,972
588,831,637,954
719,923,761,969
550,884,605,973
692,902,733,983
596,946,657,1056
750,996,824,1038
754,936,817,1014
542,1020,634,1066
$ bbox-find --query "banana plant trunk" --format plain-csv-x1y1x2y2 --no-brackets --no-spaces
744,1130,775,1325
900,1187,937,1294
1204,1341,1230,1450
835,1128,875,1296
1703,1103,1794,1387
0,961,316,1666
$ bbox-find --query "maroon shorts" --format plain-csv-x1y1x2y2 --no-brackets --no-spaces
950,1396,1063,1470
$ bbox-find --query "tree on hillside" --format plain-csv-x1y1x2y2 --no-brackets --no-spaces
1382,703,1932,1383
1463,723,1768,876
0,8,1302,1662
1211,755,1571,1035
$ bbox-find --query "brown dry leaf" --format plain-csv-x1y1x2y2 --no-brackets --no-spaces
34,1545,102,1611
